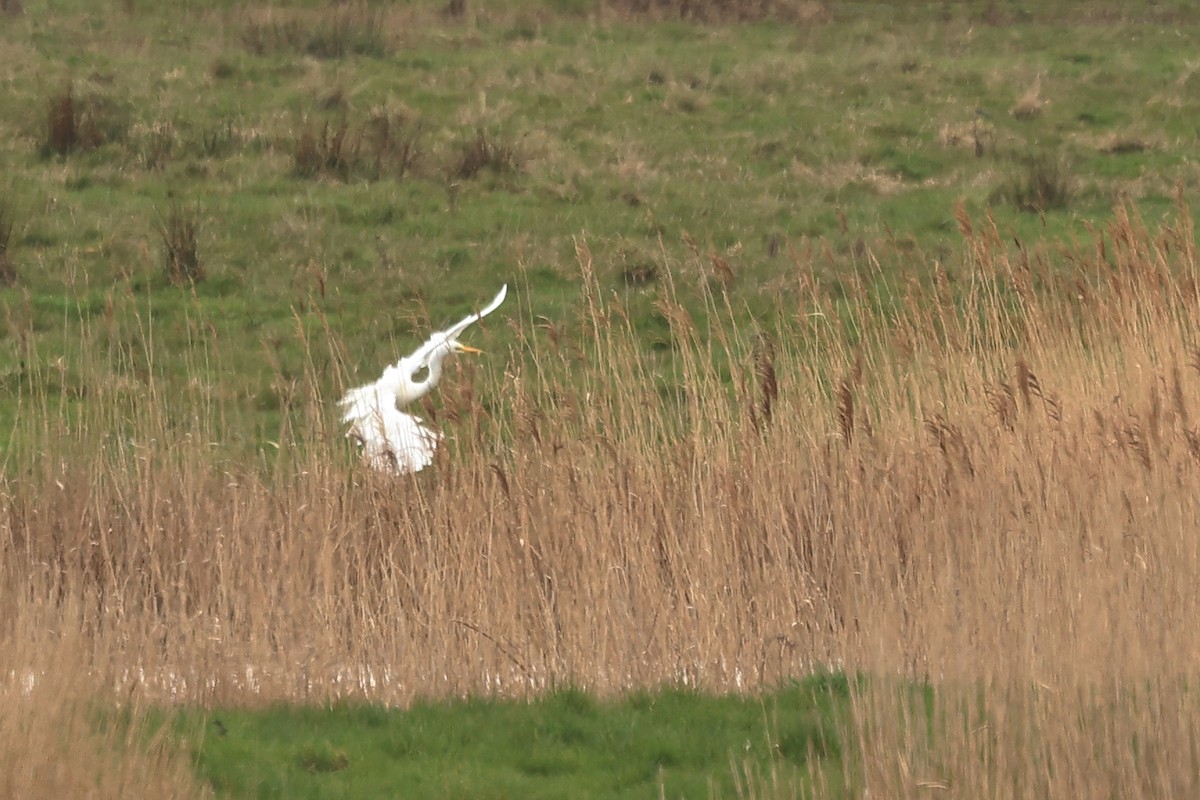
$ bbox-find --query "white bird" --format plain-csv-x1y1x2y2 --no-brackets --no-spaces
340,284,508,474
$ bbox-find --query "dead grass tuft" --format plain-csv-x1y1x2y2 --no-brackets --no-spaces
0,202,16,285
160,201,203,285
603,0,830,23
994,153,1072,213
1009,75,1045,120
44,85,77,155
293,120,353,178
753,334,778,430
293,114,422,181
363,112,423,178
43,83,127,155
242,4,389,59
451,127,520,180
1098,133,1149,154
199,119,239,158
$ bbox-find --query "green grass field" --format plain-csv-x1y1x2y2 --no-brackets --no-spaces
167,675,850,799
2,1,1199,448
4,2,1200,798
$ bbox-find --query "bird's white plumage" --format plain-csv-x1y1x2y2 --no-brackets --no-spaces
341,384,441,474
401,284,508,373
340,285,507,475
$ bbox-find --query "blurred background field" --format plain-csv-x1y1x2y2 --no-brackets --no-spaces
1,0,1197,447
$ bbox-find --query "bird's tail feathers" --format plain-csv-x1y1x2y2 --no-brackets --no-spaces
339,382,384,423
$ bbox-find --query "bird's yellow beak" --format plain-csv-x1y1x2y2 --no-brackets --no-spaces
456,344,483,354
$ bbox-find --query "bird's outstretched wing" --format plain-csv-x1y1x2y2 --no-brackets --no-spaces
405,284,508,369
341,384,441,474
339,284,506,474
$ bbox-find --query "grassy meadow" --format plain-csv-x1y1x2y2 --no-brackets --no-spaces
3,0,1200,797
169,676,850,798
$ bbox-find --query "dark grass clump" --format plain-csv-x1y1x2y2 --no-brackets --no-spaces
199,119,240,159
160,202,203,285
0,202,16,285
362,112,422,179
43,83,128,156
620,261,659,287
45,85,77,155
139,122,175,171
209,57,237,80
241,18,305,56
603,0,824,22
305,6,387,59
242,6,388,59
293,121,354,178
993,154,1072,213
451,127,519,180
293,115,422,181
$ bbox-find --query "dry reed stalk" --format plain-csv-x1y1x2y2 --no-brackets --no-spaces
841,676,1200,799
0,605,209,799
754,335,778,431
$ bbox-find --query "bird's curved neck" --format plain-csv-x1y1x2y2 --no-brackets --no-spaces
407,347,450,400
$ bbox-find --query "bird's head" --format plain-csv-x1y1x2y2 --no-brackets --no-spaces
423,338,482,370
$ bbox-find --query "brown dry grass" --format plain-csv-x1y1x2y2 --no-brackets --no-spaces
4,199,1200,794
0,619,210,798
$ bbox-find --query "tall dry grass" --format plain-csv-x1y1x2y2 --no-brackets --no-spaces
0,607,209,798
3,198,1200,795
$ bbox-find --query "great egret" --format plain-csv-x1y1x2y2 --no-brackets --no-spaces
340,284,508,474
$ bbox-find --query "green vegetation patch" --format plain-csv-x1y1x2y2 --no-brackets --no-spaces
1,2,1199,453
175,674,851,799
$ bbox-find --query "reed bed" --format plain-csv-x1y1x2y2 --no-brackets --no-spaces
3,200,1200,796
